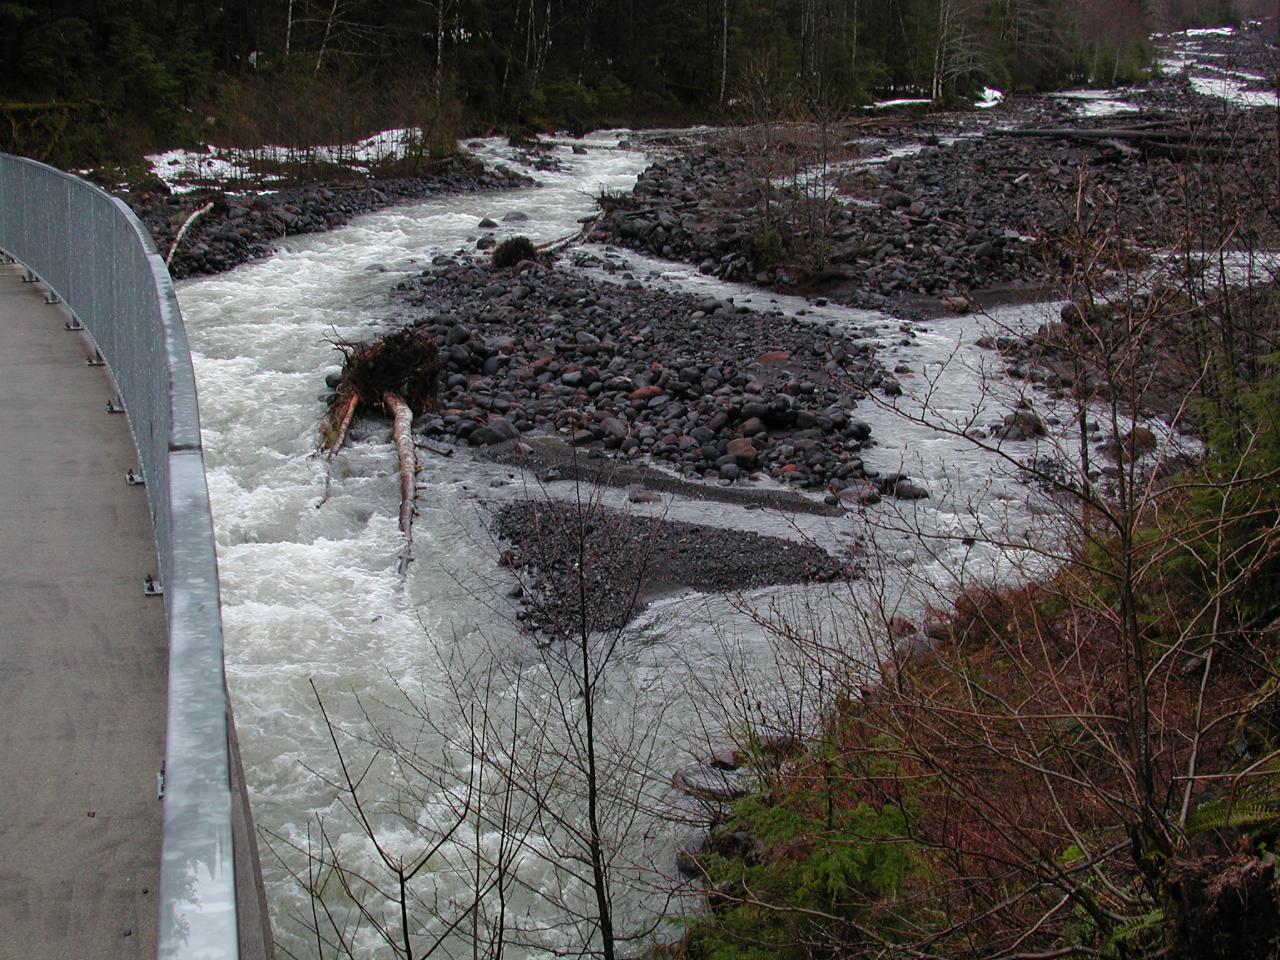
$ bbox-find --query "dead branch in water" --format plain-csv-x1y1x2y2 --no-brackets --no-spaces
322,389,360,458
166,202,214,267
384,390,416,576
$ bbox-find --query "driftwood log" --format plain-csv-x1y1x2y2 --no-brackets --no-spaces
166,202,214,267
990,124,1252,161
383,391,416,576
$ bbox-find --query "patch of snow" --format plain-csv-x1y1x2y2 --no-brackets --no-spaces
1189,74,1280,108
1154,27,1279,110
148,147,254,193
1158,55,1195,74
871,97,931,109
146,127,428,193
975,87,1004,109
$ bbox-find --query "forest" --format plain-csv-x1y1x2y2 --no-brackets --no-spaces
0,0,1257,167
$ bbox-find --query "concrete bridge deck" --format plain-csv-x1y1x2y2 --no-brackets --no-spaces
0,263,166,959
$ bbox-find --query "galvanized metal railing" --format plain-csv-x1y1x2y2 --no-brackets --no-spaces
0,154,242,959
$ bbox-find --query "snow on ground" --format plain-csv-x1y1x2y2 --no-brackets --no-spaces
871,97,931,109
1157,25,1279,109
148,147,253,192
147,127,424,193
1189,74,1280,108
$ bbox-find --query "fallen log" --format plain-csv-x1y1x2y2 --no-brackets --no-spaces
322,389,359,458
384,391,416,576
617,200,700,220
166,202,214,267
537,229,586,255
991,127,1241,144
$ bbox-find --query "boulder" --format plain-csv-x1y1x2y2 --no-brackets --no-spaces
469,416,520,446
878,473,929,499
727,437,758,467
1000,409,1046,440
672,764,756,802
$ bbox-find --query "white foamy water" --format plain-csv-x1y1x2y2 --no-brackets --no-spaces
177,127,1180,957
1158,25,1280,109
1052,89,1141,117
180,135,703,958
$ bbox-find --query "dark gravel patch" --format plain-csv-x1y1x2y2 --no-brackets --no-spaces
495,499,850,634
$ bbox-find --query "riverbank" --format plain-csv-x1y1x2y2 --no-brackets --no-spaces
122,153,534,278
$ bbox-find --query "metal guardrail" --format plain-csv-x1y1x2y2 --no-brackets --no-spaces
0,154,241,959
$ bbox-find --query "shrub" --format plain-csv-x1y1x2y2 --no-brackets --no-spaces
683,792,920,960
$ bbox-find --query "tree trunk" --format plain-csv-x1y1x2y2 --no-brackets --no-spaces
434,0,447,114
324,392,359,458
166,202,214,268
933,0,950,103
315,0,340,76
719,0,729,106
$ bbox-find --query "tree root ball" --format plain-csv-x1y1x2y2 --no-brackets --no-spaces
335,327,442,417
491,235,538,269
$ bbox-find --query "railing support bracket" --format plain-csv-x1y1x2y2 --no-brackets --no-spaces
143,575,163,597
86,351,105,367
105,397,124,414
126,469,145,486
65,317,83,331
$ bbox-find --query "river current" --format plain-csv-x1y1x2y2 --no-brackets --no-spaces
177,132,1115,957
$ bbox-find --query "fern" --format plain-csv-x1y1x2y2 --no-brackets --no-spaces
1105,907,1167,957
1186,796,1280,835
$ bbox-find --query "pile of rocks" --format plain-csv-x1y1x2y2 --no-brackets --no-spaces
590,117,1182,314
127,157,533,279
394,255,887,494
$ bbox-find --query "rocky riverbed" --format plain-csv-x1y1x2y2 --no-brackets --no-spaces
381,248,905,631
587,55,1275,318
394,254,890,496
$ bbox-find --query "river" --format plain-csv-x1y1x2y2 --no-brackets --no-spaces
177,130,1136,957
